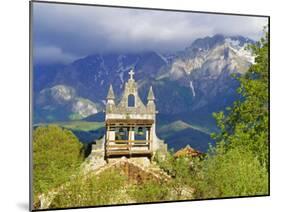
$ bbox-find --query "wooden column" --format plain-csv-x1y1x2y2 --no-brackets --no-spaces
149,126,153,151
106,125,109,141
131,127,135,140
105,125,109,158
145,127,149,141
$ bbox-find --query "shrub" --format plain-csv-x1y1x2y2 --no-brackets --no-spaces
154,150,195,199
193,147,268,199
128,181,170,203
33,125,83,203
50,170,126,208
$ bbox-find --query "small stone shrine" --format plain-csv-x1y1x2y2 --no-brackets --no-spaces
91,69,167,163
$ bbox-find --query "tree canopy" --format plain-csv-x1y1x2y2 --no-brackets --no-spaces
212,27,269,167
33,125,83,202
194,28,270,198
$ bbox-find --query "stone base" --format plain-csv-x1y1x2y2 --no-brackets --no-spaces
95,156,171,183
87,135,168,169
108,156,151,167
152,138,168,159
83,137,106,172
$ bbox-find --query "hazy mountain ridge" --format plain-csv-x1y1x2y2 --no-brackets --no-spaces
34,34,254,116
33,34,255,151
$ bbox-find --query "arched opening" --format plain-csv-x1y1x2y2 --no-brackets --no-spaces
128,94,135,107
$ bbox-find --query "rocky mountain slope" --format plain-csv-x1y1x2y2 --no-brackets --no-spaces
33,34,255,151
34,85,101,122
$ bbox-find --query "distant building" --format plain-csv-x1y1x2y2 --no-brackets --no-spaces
91,69,166,162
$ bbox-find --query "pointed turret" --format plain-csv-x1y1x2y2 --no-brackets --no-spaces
106,84,115,113
106,84,115,100
147,86,156,113
147,86,155,101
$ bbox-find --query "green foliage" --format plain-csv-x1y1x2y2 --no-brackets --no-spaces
193,147,268,198
155,151,189,180
33,125,83,202
149,31,270,200
198,28,270,199
128,181,170,203
154,151,195,199
50,170,126,208
212,28,269,167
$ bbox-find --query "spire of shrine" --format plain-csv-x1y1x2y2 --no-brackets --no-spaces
106,84,115,100
147,86,155,101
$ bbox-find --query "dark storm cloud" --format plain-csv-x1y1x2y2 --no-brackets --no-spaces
32,2,268,64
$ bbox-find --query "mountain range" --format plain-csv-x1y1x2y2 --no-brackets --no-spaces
33,34,255,152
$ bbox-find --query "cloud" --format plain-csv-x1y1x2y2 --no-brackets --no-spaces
34,46,78,65
32,2,268,64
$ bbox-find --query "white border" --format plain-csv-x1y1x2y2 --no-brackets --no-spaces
0,0,279,211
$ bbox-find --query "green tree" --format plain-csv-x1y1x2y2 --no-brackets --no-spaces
212,27,269,167
193,28,270,198
193,26,269,198
193,146,268,198
33,125,83,203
